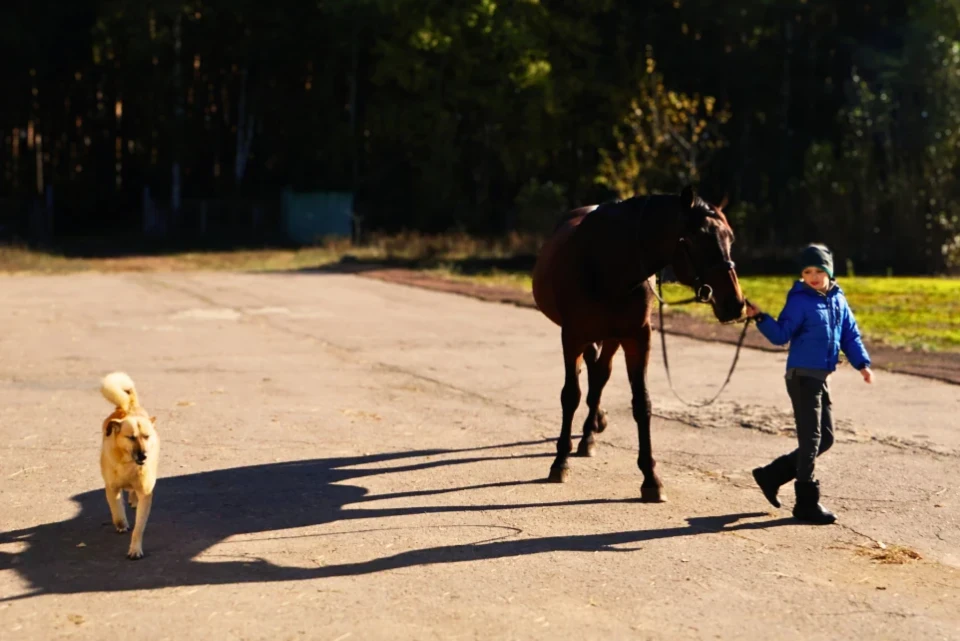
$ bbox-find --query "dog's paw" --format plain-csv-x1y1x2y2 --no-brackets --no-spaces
114,521,129,533
126,547,144,560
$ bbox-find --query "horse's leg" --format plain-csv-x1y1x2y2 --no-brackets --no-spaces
623,326,665,502
577,339,620,457
548,332,586,483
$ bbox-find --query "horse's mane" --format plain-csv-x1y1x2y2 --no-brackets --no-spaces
551,191,730,233
620,193,731,229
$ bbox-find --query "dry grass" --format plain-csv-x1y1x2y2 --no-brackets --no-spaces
0,232,544,275
855,543,923,565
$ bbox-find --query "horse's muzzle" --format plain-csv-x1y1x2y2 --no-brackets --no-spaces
717,300,747,324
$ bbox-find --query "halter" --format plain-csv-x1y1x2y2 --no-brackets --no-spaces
651,235,737,307
653,213,750,408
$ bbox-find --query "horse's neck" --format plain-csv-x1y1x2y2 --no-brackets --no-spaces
580,199,683,293
630,198,684,277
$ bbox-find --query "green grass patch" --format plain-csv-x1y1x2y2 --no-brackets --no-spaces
659,276,960,353
431,265,535,290
429,267,960,353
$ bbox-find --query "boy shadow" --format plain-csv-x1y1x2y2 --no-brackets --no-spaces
0,437,795,600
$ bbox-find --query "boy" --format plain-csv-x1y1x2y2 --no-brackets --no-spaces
745,243,873,524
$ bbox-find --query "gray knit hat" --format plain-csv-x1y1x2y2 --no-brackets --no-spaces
798,243,834,279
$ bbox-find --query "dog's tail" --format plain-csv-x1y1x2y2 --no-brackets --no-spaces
100,371,139,413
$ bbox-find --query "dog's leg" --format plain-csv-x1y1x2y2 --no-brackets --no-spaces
127,492,153,560
128,490,138,509
106,486,129,532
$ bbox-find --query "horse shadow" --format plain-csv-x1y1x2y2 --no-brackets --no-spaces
0,437,795,600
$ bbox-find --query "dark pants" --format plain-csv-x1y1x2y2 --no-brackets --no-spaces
782,374,835,482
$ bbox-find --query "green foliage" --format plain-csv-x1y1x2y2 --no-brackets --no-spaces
799,0,960,272
513,179,568,234
2,0,960,273
596,50,732,199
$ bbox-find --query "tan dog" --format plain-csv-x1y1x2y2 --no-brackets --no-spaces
100,372,159,560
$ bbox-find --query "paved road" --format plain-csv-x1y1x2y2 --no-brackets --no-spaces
1,272,958,640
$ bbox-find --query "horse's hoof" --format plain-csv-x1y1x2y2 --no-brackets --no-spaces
547,466,569,483
640,486,667,503
575,440,596,457
595,410,609,434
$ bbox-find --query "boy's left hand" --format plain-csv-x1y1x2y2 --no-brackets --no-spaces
860,367,874,384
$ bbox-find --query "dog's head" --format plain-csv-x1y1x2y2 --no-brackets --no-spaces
105,415,157,466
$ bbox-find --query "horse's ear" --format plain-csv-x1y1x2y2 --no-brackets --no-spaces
718,193,729,212
680,185,696,209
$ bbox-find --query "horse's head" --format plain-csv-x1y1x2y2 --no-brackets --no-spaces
670,186,746,323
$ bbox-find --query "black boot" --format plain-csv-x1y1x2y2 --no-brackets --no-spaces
792,480,836,524
752,455,796,508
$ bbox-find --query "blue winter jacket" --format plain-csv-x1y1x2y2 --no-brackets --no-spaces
756,280,871,372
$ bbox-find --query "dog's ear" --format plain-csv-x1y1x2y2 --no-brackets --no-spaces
105,418,123,437
150,416,157,426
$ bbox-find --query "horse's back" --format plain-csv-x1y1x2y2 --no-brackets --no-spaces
532,205,598,325
550,205,598,233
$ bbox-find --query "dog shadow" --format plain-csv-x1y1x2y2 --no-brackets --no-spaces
0,437,795,600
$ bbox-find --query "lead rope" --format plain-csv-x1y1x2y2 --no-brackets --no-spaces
656,272,752,408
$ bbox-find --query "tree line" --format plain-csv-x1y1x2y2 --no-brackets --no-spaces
1,0,959,272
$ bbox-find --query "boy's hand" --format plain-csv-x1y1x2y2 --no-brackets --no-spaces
860,367,874,384
745,301,762,318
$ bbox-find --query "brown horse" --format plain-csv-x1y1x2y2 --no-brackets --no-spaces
531,186,746,502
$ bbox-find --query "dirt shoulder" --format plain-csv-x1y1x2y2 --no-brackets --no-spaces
335,263,960,386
